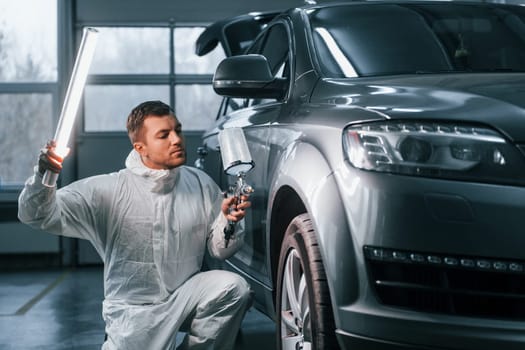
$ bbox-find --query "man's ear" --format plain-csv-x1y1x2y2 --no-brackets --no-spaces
133,142,146,156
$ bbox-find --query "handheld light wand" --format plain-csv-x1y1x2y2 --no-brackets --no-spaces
218,128,255,247
42,27,99,187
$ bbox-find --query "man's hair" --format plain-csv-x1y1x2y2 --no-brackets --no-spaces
127,100,175,143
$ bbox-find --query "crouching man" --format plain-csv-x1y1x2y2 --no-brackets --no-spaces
18,100,252,349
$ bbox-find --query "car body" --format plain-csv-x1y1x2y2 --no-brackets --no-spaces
195,2,525,349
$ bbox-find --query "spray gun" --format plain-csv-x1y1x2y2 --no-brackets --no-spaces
218,127,255,248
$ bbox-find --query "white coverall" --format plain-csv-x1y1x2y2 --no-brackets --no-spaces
18,150,252,350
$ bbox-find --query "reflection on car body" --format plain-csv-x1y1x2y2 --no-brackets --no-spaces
196,2,525,349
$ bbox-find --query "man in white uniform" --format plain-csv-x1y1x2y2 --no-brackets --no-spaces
18,100,253,349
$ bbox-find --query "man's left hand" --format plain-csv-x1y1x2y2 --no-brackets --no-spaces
222,195,251,222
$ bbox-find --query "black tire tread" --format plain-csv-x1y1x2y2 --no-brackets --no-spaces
276,213,340,350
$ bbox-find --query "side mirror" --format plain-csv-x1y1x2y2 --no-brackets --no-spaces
213,54,287,99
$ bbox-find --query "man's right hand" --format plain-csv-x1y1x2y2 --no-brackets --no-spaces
38,140,68,176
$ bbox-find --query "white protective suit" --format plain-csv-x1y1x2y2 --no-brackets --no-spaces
18,150,252,350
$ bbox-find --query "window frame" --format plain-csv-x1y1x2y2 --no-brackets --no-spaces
83,23,221,134
0,0,62,197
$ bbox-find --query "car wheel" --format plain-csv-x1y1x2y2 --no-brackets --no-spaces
276,213,339,350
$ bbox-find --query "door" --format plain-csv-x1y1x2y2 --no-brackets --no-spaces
202,21,292,294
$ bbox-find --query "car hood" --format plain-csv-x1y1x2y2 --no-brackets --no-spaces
311,73,525,143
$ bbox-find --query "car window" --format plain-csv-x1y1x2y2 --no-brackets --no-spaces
247,22,290,106
260,24,290,77
309,3,525,77
223,19,270,56
218,97,247,118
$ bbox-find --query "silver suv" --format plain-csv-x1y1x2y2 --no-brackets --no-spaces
196,2,525,349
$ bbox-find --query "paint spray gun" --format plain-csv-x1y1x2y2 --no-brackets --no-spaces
218,127,255,247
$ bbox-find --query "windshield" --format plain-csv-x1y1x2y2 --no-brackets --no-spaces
309,3,525,77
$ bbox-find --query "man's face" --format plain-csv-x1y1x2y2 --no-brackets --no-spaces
134,115,186,170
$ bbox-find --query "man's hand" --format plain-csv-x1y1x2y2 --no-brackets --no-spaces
221,194,251,222
38,140,69,176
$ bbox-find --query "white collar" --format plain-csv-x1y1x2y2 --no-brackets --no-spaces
125,150,180,192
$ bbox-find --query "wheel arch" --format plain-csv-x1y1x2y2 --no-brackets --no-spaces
269,185,307,298
267,140,360,323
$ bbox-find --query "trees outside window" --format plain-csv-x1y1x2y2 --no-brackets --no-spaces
0,0,57,188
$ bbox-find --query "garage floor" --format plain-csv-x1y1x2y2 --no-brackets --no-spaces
0,267,276,350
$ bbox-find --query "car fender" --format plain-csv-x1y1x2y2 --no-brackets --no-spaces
267,138,359,321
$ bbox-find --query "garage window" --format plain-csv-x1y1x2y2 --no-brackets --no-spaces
0,0,57,188
84,25,225,133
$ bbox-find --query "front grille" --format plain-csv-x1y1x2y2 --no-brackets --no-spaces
364,246,525,320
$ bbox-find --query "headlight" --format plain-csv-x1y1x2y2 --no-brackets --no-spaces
343,121,525,185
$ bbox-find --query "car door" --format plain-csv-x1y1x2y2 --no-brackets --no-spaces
202,21,292,300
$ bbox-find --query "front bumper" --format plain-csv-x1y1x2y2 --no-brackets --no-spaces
336,329,446,350
335,303,525,350
332,167,525,349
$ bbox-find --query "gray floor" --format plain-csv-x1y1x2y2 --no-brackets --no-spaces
0,267,276,349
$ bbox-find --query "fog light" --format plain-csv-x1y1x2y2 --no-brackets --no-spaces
509,263,524,272
427,255,442,264
460,259,475,268
392,251,407,260
493,262,507,271
410,253,425,262
444,257,459,266
477,260,491,269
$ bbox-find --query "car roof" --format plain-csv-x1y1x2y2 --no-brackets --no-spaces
196,1,520,58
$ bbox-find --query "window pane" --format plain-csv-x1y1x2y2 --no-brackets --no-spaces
0,94,53,187
84,85,170,132
0,0,57,82
90,28,170,74
175,85,222,130
174,27,225,74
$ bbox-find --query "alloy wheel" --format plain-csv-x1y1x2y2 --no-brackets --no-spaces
280,248,312,350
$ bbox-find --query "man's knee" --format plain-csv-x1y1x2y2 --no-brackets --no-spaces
205,270,252,307
230,274,252,307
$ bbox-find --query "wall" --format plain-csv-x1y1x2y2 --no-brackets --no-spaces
75,0,305,24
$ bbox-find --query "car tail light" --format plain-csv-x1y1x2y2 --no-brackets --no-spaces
343,121,525,186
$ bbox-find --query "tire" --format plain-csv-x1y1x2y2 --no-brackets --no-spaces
276,213,340,350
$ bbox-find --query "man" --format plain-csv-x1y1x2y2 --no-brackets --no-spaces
18,100,252,350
